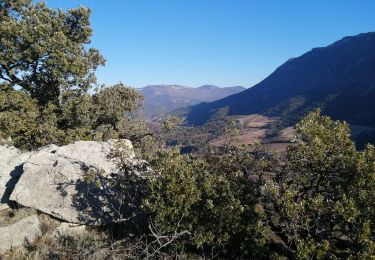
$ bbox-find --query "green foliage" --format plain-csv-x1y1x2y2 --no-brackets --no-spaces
0,0,105,104
263,110,375,258
92,84,143,129
138,147,271,257
0,89,62,149
108,110,375,258
0,1,149,150
59,83,144,142
164,108,241,153
161,115,181,131
0,84,145,150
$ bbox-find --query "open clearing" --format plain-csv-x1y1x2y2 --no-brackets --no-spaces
210,114,295,153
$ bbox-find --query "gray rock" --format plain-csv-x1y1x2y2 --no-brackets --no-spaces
0,146,32,211
0,214,42,253
0,145,20,158
10,140,142,225
36,144,59,153
53,139,134,173
0,144,62,211
52,222,86,237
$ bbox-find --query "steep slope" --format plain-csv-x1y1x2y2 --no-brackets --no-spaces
138,85,245,118
187,32,375,127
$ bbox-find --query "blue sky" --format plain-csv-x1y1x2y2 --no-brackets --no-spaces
48,0,375,88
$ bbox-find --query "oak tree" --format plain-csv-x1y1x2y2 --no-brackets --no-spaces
0,0,105,104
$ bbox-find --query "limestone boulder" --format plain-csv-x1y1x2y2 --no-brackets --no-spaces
0,215,42,253
9,139,145,225
0,146,32,211
0,144,61,211
0,145,20,158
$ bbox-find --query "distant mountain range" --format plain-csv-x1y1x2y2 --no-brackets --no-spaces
138,85,245,118
186,32,375,136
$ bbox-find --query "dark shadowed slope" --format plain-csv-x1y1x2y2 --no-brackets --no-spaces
138,85,245,118
187,32,375,127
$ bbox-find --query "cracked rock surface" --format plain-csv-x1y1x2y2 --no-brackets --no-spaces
0,140,145,225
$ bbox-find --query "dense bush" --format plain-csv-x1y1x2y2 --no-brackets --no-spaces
145,147,272,257
263,111,375,258
105,146,269,258
107,111,375,259
0,83,145,150
0,87,62,149
0,0,150,150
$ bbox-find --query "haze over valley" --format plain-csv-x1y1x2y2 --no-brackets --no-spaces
138,84,245,118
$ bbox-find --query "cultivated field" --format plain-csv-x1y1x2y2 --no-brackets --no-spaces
210,114,295,153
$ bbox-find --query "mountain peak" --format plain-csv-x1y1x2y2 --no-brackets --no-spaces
187,32,375,128
142,85,189,90
199,85,219,90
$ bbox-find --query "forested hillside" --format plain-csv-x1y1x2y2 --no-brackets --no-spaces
187,32,375,130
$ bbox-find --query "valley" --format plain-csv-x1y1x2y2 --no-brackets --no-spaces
148,32,375,150
186,32,375,133
138,84,245,118
209,114,293,153
0,0,374,257
162,113,296,155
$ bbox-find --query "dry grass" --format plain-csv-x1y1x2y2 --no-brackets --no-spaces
0,207,38,227
2,227,110,260
210,114,294,154
0,211,170,260
235,114,277,128
261,143,292,154
211,129,268,147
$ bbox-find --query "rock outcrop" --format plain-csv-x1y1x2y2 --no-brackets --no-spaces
0,139,149,226
0,214,42,253
0,146,31,211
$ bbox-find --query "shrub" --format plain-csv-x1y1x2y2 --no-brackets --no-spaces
112,146,272,258
111,111,375,258
0,89,62,150
264,110,375,258
0,84,146,150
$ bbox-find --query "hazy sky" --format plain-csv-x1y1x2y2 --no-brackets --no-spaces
48,0,375,88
